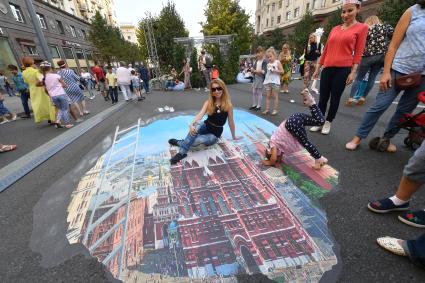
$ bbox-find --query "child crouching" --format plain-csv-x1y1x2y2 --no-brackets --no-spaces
263,89,328,170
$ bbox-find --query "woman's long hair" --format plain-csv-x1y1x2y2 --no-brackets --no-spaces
364,15,381,26
278,43,291,61
206,79,232,115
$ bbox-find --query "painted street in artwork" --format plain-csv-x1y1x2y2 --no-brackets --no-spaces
64,110,338,282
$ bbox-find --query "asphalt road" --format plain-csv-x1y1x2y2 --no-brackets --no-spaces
1,80,424,282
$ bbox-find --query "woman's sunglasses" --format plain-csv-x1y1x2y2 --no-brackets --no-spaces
211,87,223,92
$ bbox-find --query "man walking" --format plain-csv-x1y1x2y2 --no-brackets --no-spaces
138,62,150,94
116,62,132,101
91,62,107,100
198,50,212,92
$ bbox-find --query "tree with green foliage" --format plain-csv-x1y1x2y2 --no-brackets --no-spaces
289,12,318,56
201,0,253,83
252,28,287,52
137,1,189,70
89,11,143,64
189,48,201,88
378,0,415,27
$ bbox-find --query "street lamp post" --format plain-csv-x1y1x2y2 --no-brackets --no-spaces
24,0,53,64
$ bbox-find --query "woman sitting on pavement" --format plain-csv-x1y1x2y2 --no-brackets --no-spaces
346,1,425,152
168,79,240,165
345,15,394,106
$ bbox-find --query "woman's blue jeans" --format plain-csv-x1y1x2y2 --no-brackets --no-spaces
349,54,384,99
356,70,425,139
178,122,218,154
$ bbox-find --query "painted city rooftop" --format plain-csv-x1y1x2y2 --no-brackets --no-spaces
65,110,339,282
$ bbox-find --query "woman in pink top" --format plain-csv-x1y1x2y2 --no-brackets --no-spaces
311,0,368,135
39,61,73,128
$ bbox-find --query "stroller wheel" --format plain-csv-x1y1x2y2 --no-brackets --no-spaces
404,137,411,147
377,137,390,152
369,137,381,150
411,142,421,150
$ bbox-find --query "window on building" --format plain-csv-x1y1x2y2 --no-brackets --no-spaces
36,13,47,29
313,0,316,8
278,0,282,8
272,3,275,11
286,11,291,20
81,29,87,39
24,45,38,55
62,47,74,59
277,15,281,24
217,195,229,215
332,0,341,3
200,201,209,216
70,25,76,37
9,4,24,23
266,18,269,27
267,5,269,13
49,45,61,58
75,49,84,59
56,20,64,34
286,0,290,7
271,17,274,26
127,36,131,40
208,197,218,215
294,7,300,17
183,200,191,217
306,2,310,11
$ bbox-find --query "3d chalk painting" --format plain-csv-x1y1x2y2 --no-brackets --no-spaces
65,110,339,282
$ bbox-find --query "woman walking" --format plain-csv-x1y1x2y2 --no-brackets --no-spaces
57,60,89,117
167,78,240,165
346,1,425,152
21,57,56,124
278,44,292,93
303,33,322,91
346,15,394,106
179,59,191,89
310,0,368,135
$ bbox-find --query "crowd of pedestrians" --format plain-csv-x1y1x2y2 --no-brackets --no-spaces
0,57,150,152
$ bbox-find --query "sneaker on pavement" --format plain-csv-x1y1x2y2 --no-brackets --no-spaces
309,126,322,132
321,121,331,135
367,198,410,213
75,118,84,123
170,153,187,165
398,210,425,228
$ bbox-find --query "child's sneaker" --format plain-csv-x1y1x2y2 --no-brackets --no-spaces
367,198,410,213
398,210,425,228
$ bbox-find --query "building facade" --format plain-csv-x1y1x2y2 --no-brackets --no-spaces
255,0,384,35
119,23,138,45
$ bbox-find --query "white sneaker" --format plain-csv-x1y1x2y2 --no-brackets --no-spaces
309,126,322,132
321,121,331,135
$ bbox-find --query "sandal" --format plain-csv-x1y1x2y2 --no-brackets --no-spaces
271,110,278,116
0,144,17,153
262,109,270,115
356,97,366,106
345,99,354,107
377,237,407,257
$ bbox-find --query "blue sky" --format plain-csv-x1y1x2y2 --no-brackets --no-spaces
115,0,256,37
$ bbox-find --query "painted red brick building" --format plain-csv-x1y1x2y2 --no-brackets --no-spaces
169,140,322,278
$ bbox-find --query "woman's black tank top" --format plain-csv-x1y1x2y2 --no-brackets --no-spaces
204,105,228,137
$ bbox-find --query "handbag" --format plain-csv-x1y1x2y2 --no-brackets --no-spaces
395,73,422,90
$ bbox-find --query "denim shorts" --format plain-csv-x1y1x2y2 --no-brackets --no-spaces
403,142,425,183
264,83,280,91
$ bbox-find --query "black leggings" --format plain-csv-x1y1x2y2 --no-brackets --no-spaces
318,67,351,122
285,104,325,159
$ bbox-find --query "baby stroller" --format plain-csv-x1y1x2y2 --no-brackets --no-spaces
369,91,425,151
400,91,425,150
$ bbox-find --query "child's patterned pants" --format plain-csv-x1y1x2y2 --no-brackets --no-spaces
285,104,325,159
